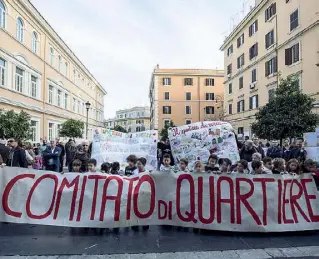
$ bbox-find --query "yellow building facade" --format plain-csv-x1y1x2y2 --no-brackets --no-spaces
149,66,224,130
220,0,319,137
0,0,106,142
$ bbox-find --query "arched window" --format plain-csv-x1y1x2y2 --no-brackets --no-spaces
31,31,38,53
58,55,62,72
0,0,6,28
65,62,68,77
16,17,24,42
49,47,54,65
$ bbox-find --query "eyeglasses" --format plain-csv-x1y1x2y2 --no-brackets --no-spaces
83,145,89,147
7,140,14,143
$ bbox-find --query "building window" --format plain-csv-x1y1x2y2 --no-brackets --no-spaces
31,75,37,98
186,92,191,100
227,45,233,56
164,119,171,127
186,119,192,125
265,3,276,21
65,62,68,77
206,78,215,86
16,18,24,42
249,95,259,109
48,123,54,141
163,77,171,86
57,89,62,107
15,67,24,92
58,56,62,72
73,69,76,83
0,58,5,87
0,0,6,28
31,32,38,54
249,43,258,60
206,93,214,100
249,20,258,36
227,64,232,75
50,47,54,66
228,83,232,94
48,85,53,104
239,77,244,89
237,54,245,69
290,9,299,31
72,98,76,112
285,43,300,66
164,92,170,100
268,88,275,102
237,33,244,48
238,127,244,135
184,78,193,86
77,100,80,113
163,106,171,114
265,56,277,76
185,106,191,115
136,126,141,132
251,69,257,83
30,120,38,142
64,93,68,109
228,104,233,115
265,30,275,49
205,106,214,114
237,100,245,113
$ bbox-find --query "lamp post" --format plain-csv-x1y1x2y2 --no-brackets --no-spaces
85,101,91,139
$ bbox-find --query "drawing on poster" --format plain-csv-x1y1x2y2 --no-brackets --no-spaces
168,121,239,167
91,129,158,170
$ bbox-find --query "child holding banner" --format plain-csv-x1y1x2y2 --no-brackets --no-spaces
135,157,147,174
205,155,219,172
232,159,249,174
125,155,137,176
160,154,173,172
179,158,189,172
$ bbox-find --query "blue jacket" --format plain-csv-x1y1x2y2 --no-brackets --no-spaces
267,146,282,159
43,146,62,172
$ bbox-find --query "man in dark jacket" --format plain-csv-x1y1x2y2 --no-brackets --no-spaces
56,139,65,173
267,140,282,159
290,138,307,162
73,141,91,172
6,138,28,168
239,140,258,162
0,139,10,166
43,140,62,172
252,137,265,158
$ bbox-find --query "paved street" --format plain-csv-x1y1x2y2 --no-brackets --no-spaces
0,223,318,258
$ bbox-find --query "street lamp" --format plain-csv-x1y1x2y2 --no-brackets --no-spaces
85,101,91,139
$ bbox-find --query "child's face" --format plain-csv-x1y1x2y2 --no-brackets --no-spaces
252,155,261,162
220,162,230,172
289,162,298,172
209,158,217,167
163,158,171,166
194,164,203,173
73,165,81,172
237,163,245,173
255,166,263,174
88,163,96,172
264,161,273,170
136,161,144,170
179,161,187,170
128,160,135,167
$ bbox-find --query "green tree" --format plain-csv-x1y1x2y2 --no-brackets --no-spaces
0,109,32,140
59,119,85,139
159,121,176,140
251,75,319,143
112,125,127,133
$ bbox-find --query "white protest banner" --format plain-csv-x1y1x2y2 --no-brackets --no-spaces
91,129,158,171
168,121,240,168
1,167,319,232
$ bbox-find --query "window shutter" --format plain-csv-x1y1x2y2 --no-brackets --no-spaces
237,102,240,113
249,97,252,110
163,106,165,114
285,48,292,65
169,106,171,114
212,79,214,86
256,95,259,108
256,43,258,56
274,56,278,72
242,54,245,66
205,79,208,86
206,93,208,100
237,38,240,48
242,100,245,111
273,3,276,15
249,25,252,37
184,78,186,86
265,33,269,49
212,93,215,100
255,20,258,32
242,33,244,44
265,61,269,76
212,106,215,114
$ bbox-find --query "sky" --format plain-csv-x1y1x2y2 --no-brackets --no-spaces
31,0,254,119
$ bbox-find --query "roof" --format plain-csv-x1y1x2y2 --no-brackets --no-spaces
153,68,224,76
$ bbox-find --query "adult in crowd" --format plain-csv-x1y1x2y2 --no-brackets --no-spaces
73,141,91,172
252,137,265,158
157,139,174,169
56,139,65,173
266,140,282,159
65,139,77,172
239,140,258,162
43,140,62,172
290,138,307,163
6,138,28,168
39,140,47,156
282,139,291,161
0,139,10,167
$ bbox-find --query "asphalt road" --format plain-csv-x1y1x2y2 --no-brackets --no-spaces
0,223,319,258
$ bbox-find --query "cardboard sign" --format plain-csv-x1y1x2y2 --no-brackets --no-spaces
168,121,240,168
0,168,318,232
91,129,158,170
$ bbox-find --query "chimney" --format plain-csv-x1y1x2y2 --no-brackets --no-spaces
156,64,159,69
